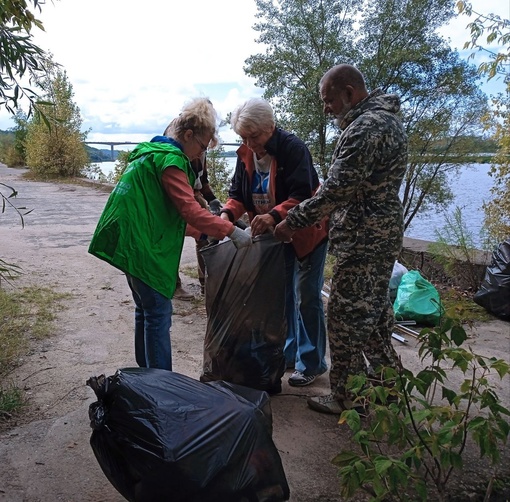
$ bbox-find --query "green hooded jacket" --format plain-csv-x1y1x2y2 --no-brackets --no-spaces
88,139,195,298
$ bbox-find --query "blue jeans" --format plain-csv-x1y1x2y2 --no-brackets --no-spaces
284,240,328,376
126,274,173,371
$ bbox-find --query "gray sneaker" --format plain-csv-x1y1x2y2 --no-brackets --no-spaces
307,394,367,416
288,371,317,387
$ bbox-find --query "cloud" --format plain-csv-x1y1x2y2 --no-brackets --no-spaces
0,0,265,143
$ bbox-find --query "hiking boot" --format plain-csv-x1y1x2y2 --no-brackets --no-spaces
173,286,194,300
288,370,317,387
307,394,367,416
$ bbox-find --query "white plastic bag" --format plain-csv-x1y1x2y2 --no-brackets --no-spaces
389,260,408,302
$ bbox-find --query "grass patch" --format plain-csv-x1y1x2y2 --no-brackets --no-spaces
0,285,70,415
21,170,114,193
438,285,494,323
180,265,199,280
0,383,26,416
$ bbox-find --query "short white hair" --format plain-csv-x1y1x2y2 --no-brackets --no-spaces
231,98,275,136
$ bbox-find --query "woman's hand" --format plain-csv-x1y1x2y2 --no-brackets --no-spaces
250,214,275,236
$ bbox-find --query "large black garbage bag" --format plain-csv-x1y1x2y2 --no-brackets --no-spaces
87,367,290,502
474,239,510,320
199,234,287,394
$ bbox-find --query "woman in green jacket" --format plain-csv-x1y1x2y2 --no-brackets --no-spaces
89,97,251,370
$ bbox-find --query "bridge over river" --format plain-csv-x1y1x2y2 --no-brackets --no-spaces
84,141,240,160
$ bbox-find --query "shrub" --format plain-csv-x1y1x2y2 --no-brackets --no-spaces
334,312,510,501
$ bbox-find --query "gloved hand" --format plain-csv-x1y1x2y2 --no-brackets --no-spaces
229,226,252,249
209,199,222,216
234,218,248,230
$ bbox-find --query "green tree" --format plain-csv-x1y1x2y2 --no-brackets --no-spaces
357,0,489,231
206,145,232,202
0,130,14,163
0,0,47,285
245,0,363,176
0,0,49,117
25,57,88,177
244,0,489,231
457,1,510,242
482,95,510,242
3,110,28,167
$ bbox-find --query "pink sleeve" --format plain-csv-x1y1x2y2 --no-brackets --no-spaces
162,167,234,240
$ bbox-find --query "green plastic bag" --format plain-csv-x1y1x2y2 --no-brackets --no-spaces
393,270,441,326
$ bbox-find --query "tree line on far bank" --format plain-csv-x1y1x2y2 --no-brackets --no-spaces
0,130,500,166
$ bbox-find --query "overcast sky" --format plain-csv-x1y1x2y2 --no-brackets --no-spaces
0,0,508,147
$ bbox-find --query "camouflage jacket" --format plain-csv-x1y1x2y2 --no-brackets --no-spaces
286,89,408,257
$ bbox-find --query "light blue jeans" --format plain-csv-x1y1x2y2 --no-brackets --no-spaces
284,240,328,376
126,274,173,371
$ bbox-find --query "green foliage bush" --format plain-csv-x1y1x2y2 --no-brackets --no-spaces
25,60,88,178
334,313,510,501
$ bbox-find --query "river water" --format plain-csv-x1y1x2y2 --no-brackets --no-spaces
90,160,494,248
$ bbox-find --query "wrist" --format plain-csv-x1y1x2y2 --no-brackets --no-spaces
220,208,234,222
268,209,281,224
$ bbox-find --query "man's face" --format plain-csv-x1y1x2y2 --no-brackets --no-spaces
320,83,352,126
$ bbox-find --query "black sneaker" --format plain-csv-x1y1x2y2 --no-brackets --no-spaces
288,371,317,387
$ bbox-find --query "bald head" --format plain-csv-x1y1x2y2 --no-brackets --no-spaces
319,64,369,124
320,64,367,94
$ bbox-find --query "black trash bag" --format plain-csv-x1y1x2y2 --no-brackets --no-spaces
199,234,287,394
473,239,510,320
87,367,290,502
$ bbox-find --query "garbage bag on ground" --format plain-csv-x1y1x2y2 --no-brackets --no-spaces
393,270,441,326
389,260,408,303
199,234,286,394
473,239,510,320
87,367,290,502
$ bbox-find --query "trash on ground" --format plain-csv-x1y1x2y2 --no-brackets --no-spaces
474,239,510,321
87,367,290,502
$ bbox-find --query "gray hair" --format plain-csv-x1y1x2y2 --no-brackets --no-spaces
231,98,275,136
163,97,219,148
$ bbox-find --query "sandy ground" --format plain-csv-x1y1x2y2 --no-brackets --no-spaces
0,164,509,502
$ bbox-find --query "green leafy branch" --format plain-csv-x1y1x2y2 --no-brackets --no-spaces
0,182,32,285
333,314,510,501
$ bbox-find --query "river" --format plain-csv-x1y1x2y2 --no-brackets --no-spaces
90,159,494,248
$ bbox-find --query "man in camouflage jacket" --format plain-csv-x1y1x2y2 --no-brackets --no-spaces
274,64,408,415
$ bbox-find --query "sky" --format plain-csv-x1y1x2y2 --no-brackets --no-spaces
0,0,508,148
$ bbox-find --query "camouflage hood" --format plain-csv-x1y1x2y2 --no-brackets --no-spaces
341,89,401,130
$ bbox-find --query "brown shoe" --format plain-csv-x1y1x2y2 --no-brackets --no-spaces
173,286,194,300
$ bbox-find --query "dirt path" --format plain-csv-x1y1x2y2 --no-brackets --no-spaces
0,164,509,502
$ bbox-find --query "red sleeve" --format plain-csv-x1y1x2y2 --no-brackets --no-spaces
222,199,249,222
162,167,234,240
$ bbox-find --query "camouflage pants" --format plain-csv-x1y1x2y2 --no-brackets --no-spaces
327,250,401,401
